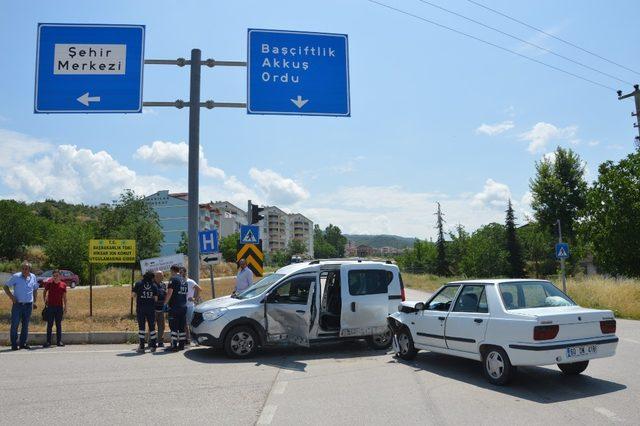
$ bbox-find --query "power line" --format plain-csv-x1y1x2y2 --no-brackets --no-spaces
416,0,633,86
465,0,640,77
366,0,617,91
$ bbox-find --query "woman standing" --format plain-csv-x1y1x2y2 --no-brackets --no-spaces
42,269,67,347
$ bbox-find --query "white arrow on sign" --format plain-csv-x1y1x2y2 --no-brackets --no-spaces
290,95,309,109
77,92,101,106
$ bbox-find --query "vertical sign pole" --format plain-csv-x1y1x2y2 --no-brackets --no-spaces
187,49,202,284
557,219,566,293
130,265,135,316
210,264,215,299
89,263,93,317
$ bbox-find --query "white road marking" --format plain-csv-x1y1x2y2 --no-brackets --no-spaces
594,407,621,422
256,405,277,425
273,381,288,395
620,338,640,344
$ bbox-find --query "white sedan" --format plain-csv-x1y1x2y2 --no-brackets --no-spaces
388,279,618,385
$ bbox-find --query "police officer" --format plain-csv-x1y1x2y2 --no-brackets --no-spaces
131,271,159,353
163,265,188,352
153,271,167,348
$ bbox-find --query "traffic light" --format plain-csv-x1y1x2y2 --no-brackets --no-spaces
250,203,264,224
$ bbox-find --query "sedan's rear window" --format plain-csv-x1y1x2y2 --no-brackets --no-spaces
499,281,575,310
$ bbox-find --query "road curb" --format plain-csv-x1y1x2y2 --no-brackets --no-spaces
0,331,169,346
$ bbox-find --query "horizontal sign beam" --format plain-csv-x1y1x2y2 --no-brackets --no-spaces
142,100,246,109
144,58,246,67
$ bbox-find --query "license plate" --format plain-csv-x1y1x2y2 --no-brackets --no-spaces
566,344,597,358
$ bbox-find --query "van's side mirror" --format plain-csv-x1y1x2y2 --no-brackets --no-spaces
266,292,278,303
414,302,425,310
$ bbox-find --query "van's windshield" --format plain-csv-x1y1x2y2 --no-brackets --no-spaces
235,274,285,299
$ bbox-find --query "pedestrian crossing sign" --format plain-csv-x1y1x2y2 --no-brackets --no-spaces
240,225,260,244
555,243,570,259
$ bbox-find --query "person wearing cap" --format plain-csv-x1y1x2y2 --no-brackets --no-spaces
3,261,39,350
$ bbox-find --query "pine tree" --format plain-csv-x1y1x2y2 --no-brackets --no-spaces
435,202,449,276
505,199,525,277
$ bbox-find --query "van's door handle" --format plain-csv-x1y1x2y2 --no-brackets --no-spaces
296,310,305,314
438,316,446,321
351,302,356,312
474,318,483,323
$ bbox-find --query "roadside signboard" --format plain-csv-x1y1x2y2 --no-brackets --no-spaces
247,28,350,116
201,253,221,265
240,225,260,244
556,243,570,259
237,243,264,277
35,23,145,113
199,230,219,254
89,239,136,263
140,254,185,274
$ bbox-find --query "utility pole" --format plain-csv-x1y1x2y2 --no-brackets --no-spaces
144,53,247,284
247,199,252,224
617,84,640,149
557,219,566,293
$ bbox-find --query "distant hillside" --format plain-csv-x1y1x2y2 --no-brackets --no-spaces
345,234,415,249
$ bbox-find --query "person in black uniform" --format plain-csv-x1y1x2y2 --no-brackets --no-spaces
153,271,167,348
163,265,188,352
131,271,159,353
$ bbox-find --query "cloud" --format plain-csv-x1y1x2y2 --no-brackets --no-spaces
476,120,515,136
472,179,512,208
249,168,309,205
588,140,600,147
134,140,225,179
519,122,578,153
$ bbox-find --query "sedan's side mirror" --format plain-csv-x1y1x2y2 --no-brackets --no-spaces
414,302,425,311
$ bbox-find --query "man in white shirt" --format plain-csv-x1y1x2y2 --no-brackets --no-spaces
234,259,254,295
180,267,201,345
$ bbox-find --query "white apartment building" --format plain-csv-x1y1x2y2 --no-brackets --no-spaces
259,206,313,256
210,201,247,238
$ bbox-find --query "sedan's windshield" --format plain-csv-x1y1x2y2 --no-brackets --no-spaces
236,274,285,299
499,281,575,310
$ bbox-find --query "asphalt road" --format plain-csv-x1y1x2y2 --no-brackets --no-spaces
1,290,639,425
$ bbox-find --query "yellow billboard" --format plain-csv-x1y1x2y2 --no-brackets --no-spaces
89,239,136,263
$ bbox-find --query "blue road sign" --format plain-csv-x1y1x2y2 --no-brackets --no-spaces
35,23,145,113
199,230,219,254
556,243,570,259
240,225,260,244
247,29,350,116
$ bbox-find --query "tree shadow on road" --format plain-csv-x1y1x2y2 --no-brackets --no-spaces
183,340,390,372
392,351,626,404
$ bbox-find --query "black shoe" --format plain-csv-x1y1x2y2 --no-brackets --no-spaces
56,342,65,347
150,346,157,353
43,342,51,348
165,346,178,352
157,341,164,348
20,344,31,350
11,346,18,351
136,346,145,354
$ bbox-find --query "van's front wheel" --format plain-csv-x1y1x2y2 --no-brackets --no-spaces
367,327,392,350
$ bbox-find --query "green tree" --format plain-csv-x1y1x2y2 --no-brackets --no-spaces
505,200,525,277
460,223,509,277
220,232,239,262
97,189,163,261
44,222,91,283
447,224,469,275
397,239,437,273
518,223,556,278
434,202,449,276
268,250,289,267
324,224,347,257
288,239,307,256
0,200,47,259
176,232,188,255
529,147,587,245
584,151,640,277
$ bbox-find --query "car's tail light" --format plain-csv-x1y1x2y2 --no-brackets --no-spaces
401,286,406,302
600,320,616,334
534,325,559,341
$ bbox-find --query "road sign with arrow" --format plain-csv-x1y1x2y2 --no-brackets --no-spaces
236,243,264,277
200,253,220,265
34,23,145,113
247,28,350,116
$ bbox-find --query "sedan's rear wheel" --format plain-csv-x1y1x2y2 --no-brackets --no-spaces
558,360,589,375
482,347,515,385
395,328,418,360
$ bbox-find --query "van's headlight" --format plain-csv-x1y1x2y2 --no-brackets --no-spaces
202,308,227,321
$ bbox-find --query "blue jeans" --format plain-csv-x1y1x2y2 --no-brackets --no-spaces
10,302,33,347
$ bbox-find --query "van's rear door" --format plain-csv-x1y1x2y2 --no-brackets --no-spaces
340,265,392,337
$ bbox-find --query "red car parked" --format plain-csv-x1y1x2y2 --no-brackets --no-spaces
37,270,80,288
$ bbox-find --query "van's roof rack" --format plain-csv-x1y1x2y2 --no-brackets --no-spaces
307,257,396,265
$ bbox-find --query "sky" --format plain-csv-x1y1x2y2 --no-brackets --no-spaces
1,0,638,239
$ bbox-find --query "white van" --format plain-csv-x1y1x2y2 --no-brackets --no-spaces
190,259,405,358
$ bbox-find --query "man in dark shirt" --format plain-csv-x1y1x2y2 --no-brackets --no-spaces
131,271,159,353
163,265,188,352
153,271,167,348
